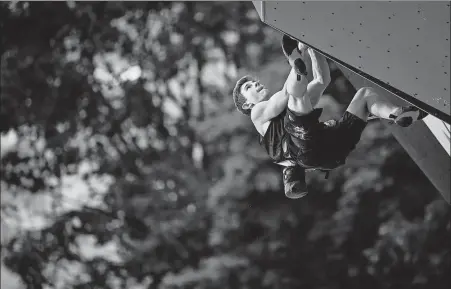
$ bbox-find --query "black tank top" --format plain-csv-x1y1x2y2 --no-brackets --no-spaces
259,110,288,163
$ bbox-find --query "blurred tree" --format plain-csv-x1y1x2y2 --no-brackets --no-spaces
1,1,279,288
1,2,449,289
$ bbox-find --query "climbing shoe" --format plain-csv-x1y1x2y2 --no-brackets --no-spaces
282,166,308,199
388,106,428,127
281,34,308,80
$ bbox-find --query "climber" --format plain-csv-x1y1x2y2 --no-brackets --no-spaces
232,35,427,199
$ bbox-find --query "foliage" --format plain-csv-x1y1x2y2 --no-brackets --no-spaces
1,2,449,289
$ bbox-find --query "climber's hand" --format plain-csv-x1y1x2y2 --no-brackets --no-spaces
298,42,309,53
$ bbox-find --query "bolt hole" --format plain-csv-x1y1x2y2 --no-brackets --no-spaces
359,56,362,58
417,28,420,31
360,23,363,26
416,44,420,47
331,29,334,31
359,40,362,42
416,61,419,63
387,50,391,52
388,33,391,36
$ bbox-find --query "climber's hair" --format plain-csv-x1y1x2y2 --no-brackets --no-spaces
232,75,257,116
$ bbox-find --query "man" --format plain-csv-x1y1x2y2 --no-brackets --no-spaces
232,35,427,199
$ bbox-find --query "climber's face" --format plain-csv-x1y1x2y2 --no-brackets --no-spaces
241,80,270,107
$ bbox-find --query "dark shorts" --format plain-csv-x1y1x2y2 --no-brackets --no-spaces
284,108,367,168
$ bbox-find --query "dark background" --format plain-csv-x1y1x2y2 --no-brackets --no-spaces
1,2,450,289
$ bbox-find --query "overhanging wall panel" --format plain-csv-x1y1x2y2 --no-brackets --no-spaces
253,1,265,21
262,1,450,119
337,62,450,204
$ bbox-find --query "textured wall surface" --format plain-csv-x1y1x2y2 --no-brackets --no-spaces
253,1,451,202
256,1,450,120
339,61,450,203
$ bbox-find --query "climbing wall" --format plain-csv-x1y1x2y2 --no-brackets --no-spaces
256,1,451,122
252,1,451,203
338,62,450,203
